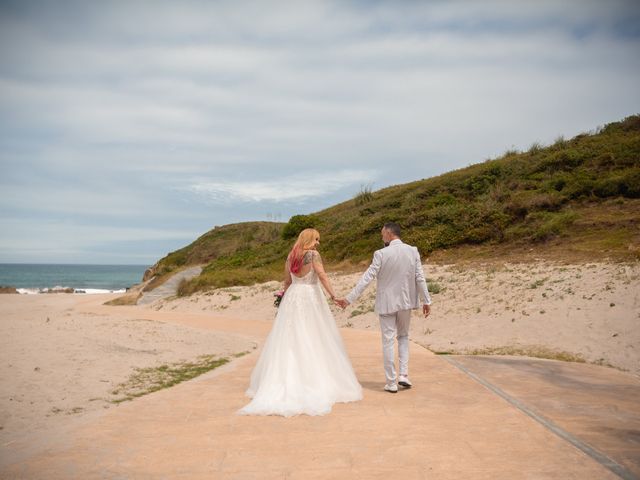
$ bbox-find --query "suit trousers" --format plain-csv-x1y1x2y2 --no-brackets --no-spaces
378,310,411,384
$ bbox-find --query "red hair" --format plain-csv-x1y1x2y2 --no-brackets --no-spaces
287,228,319,274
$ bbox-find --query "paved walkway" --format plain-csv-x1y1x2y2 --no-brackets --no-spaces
137,266,203,305
2,300,639,479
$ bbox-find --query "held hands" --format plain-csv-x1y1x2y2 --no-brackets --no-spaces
333,298,349,309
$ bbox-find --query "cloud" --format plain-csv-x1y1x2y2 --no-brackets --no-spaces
0,217,199,263
185,169,377,203
0,0,639,263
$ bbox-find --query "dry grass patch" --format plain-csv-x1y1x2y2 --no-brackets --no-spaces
110,351,251,403
104,291,142,306
432,344,587,364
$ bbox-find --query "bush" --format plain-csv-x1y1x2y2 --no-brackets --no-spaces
527,211,578,242
536,149,585,173
424,193,458,208
430,203,468,226
162,248,188,268
563,173,596,199
354,184,374,205
503,191,564,219
528,142,543,154
281,214,320,239
594,176,625,198
423,224,464,251
621,169,640,198
545,174,569,192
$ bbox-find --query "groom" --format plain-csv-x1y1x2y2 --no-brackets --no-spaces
337,222,431,393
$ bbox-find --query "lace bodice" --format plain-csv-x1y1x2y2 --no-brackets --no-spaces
290,268,318,285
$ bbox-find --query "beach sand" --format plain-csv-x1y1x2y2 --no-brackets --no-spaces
1,260,638,453
0,293,255,446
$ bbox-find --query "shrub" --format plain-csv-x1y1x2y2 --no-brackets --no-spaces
354,184,374,205
528,142,543,154
553,136,567,148
424,193,458,208
621,169,640,198
162,248,188,268
427,282,443,294
593,176,625,198
464,225,496,244
281,214,320,239
526,192,565,211
361,214,398,234
528,211,578,242
463,172,500,196
563,173,596,199
545,174,569,192
503,191,564,218
536,149,585,173
423,224,465,251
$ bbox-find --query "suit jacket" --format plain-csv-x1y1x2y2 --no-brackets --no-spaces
346,239,431,315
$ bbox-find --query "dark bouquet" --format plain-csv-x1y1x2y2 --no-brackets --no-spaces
273,290,284,308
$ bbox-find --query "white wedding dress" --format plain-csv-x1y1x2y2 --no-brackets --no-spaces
238,267,363,417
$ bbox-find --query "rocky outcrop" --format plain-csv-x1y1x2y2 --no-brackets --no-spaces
43,287,75,294
0,286,18,294
143,265,158,282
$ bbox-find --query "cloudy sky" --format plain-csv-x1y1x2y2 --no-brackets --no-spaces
1,0,639,265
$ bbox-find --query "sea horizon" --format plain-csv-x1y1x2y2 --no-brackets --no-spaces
0,263,150,294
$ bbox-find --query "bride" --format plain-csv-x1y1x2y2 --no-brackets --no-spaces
238,228,363,417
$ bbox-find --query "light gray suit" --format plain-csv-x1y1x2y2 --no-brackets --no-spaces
346,239,431,385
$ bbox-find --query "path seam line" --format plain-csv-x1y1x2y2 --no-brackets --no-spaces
442,356,637,480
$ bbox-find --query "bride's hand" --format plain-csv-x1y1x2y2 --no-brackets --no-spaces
334,298,348,309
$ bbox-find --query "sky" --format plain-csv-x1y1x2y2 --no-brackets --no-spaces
1,0,639,265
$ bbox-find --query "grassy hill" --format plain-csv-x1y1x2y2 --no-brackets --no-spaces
151,115,640,295
144,221,283,290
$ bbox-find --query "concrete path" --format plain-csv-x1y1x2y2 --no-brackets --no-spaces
137,266,203,305
2,302,639,479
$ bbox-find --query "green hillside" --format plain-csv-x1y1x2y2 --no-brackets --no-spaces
144,221,283,289
152,115,640,295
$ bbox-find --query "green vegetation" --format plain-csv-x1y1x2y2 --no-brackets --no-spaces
281,214,319,239
109,353,251,403
354,183,374,205
152,221,284,294
151,115,640,294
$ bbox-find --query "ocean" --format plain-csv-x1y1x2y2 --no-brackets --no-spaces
0,264,150,294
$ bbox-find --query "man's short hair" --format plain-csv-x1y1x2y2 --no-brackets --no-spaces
383,222,401,237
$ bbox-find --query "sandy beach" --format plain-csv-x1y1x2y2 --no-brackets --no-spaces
1,260,638,454
0,293,256,448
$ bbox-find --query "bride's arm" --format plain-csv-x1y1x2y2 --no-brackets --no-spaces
283,259,292,293
311,251,337,300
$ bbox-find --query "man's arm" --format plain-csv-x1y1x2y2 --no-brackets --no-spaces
414,247,432,306
345,250,382,305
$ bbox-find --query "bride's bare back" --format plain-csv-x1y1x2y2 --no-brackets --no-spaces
284,249,336,299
